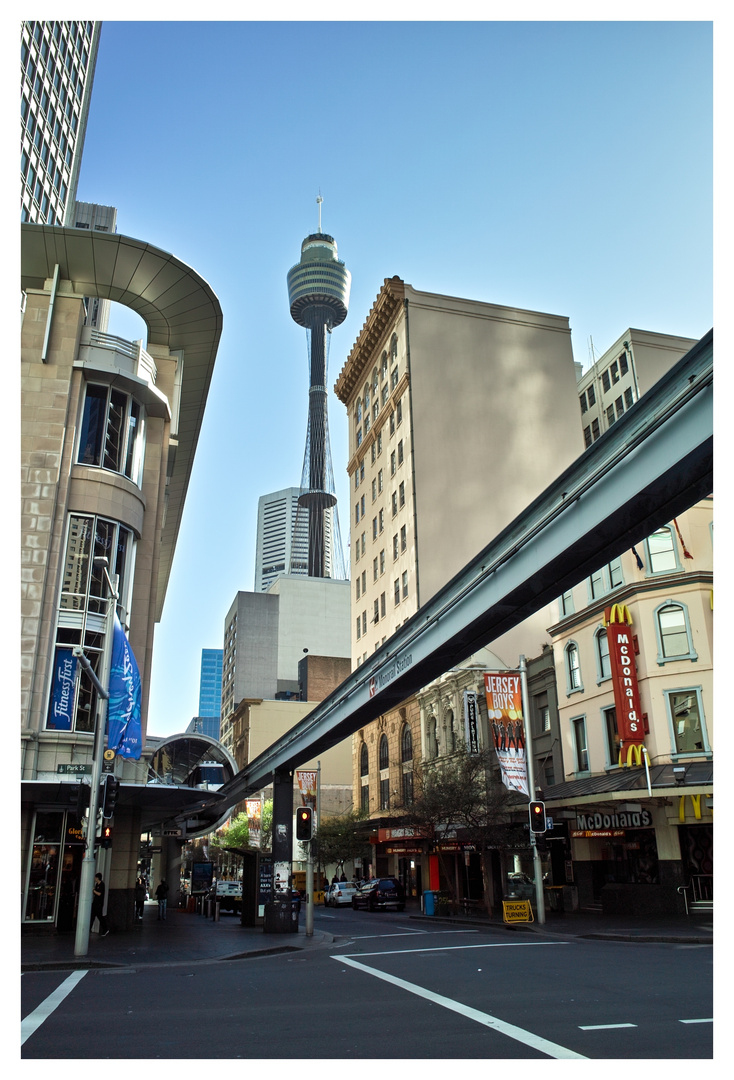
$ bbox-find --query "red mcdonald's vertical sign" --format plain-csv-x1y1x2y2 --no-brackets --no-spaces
605,604,645,765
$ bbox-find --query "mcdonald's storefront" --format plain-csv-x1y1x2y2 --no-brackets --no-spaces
546,763,712,916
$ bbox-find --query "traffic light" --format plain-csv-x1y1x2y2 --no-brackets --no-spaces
295,806,313,842
100,824,113,849
101,775,120,819
529,800,547,834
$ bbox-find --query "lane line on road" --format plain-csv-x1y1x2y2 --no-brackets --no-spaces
337,929,475,942
21,970,88,1046
333,954,586,1059
679,1018,713,1024
338,940,568,957
579,1023,637,1030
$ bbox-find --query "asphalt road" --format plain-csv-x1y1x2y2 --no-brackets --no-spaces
21,906,713,1060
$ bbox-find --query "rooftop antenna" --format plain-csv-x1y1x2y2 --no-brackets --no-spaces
316,193,323,233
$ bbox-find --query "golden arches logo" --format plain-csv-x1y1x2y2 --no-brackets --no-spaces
678,793,704,822
606,603,633,626
618,743,644,768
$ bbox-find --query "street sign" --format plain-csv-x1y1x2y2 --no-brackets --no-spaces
502,899,534,923
58,763,91,775
102,749,116,774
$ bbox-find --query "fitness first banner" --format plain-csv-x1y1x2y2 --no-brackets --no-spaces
484,671,529,796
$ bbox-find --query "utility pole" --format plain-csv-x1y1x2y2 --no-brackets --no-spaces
519,655,546,926
74,558,119,956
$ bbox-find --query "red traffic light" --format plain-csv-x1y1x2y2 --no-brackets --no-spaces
296,806,313,842
529,800,547,834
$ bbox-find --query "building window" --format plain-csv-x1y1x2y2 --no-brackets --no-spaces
394,579,400,606
579,392,588,415
560,590,574,617
603,706,620,767
655,601,698,663
373,598,379,624
400,525,407,552
533,691,550,735
591,417,600,441
392,534,399,561
77,383,146,486
565,642,583,693
392,491,398,517
602,370,611,393
606,405,615,427
398,440,404,466
595,628,611,681
380,592,386,618
426,714,438,759
399,481,405,508
396,399,402,426
360,742,369,811
46,514,135,733
402,571,408,599
646,526,680,574
588,559,623,601
572,716,589,773
664,688,710,756
446,709,456,753
379,734,390,810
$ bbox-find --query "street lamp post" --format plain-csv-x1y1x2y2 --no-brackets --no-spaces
74,558,119,957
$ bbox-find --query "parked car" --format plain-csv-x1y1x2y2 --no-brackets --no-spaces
352,877,405,912
506,872,534,900
325,881,358,907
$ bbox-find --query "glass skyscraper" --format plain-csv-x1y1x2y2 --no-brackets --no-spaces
198,649,223,718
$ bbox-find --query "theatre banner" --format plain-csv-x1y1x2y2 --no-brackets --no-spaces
296,769,318,810
463,690,480,754
605,604,646,766
484,671,529,795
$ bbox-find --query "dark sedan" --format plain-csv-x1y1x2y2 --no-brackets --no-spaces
351,877,405,911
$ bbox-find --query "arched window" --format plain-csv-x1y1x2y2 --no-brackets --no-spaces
379,734,390,810
655,601,698,663
426,714,438,759
595,628,611,681
379,733,389,770
446,709,456,753
359,742,369,813
401,723,413,763
77,382,146,486
565,641,583,693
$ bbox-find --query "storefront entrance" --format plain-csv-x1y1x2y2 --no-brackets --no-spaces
23,809,86,930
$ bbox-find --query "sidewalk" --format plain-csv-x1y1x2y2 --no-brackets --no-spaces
21,900,713,973
21,900,334,973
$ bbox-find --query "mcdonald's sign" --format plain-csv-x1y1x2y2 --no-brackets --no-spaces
605,604,646,761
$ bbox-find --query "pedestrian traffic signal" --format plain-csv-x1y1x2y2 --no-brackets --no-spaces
296,806,313,842
101,775,120,819
101,824,113,849
529,800,547,834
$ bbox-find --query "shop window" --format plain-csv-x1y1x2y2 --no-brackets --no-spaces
655,601,698,664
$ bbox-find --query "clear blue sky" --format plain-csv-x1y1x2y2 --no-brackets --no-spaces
74,19,712,738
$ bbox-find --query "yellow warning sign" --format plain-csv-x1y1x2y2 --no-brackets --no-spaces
502,899,534,923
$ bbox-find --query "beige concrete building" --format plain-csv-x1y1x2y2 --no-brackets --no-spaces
20,224,222,930
576,328,696,448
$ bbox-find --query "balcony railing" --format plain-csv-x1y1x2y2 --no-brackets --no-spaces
78,327,157,385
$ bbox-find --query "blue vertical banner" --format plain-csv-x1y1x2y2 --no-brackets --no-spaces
107,613,142,759
47,648,78,730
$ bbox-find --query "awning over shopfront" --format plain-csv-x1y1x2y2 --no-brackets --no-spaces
541,760,712,807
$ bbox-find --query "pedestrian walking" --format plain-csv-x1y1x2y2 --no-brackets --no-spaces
155,879,169,920
92,872,109,936
134,876,146,922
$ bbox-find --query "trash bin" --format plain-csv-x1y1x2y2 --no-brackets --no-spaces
263,896,299,934
423,890,435,916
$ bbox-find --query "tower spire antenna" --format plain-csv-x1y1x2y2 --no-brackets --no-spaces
316,193,323,233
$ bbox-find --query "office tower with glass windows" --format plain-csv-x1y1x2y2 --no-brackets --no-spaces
198,649,223,719
20,20,102,225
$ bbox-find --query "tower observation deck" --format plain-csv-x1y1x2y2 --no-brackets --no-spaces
287,216,351,578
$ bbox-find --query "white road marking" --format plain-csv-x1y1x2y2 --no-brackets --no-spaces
340,940,568,957
21,970,88,1046
680,1018,713,1024
338,929,474,941
333,953,586,1059
579,1023,637,1030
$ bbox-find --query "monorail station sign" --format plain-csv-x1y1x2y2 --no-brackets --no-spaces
571,809,653,838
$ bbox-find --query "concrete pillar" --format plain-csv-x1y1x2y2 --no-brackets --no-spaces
162,837,184,909
272,768,293,896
